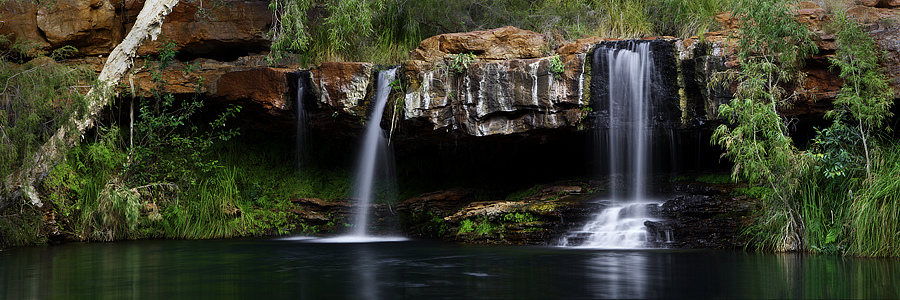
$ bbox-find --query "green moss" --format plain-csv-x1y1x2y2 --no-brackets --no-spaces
502,212,538,223
505,184,544,201
696,174,732,184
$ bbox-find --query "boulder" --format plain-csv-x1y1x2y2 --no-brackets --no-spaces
35,0,122,55
858,0,900,8
409,26,551,63
124,0,273,59
0,1,51,52
646,191,754,249
309,62,375,117
217,67,294,112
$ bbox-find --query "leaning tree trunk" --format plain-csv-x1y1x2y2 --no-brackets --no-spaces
0,0,180,213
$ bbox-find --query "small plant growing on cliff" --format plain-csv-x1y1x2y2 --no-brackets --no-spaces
548,55,565,78
503,212,537,223
446,52,475,74
458,219,475,233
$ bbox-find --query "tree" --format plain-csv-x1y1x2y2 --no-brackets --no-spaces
711,0,817,251
1,0,181,214
826,12,894,180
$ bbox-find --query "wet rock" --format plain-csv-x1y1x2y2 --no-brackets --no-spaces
309,62,376,117
403,54,589,136
671,183,724,196
556,36,613,55
650,193,753,249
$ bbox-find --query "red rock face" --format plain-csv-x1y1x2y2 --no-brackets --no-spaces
409,26,551,63
124,0,273,58
217,67,293,112
859,0,900,8
1,0,122,55
5,0,900,137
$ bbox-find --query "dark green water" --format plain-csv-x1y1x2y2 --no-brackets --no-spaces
1,237,897,299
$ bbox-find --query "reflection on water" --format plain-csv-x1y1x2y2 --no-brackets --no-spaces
587,252,647,298
1,239,898,299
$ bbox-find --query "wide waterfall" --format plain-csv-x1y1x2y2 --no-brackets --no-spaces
348,67,400,238
561,41,668,248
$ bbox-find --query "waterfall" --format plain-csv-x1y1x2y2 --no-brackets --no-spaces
561,41,666,248
349,67,399,237
296,73,308,171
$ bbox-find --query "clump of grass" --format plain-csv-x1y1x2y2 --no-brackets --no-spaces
696,173,732,184
158,167,253,239
596,0,655,38
505,184,544,201
851,147,900,257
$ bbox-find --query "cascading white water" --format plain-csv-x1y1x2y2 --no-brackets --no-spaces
561,42,663,249
296,75,308,171
349,67,399,237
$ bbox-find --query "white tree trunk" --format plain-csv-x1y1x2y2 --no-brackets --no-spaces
1,0,180,211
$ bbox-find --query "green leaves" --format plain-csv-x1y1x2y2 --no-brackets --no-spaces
827,12,894,134
445,52,475,74
711,0,817,252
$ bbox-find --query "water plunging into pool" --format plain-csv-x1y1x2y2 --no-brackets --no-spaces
335,67,404,243
561,41,666,248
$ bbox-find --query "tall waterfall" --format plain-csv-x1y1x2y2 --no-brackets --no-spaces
561,41,666,248
296,74,308,171
349,67,399,237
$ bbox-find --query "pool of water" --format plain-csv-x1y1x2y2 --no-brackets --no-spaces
1,238,897,299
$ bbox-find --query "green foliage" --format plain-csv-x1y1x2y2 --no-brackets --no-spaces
266,0,314,63
798,174,851,254
0,207,45,247
809,123,865,179
281,0,733,62
0,35,47,62
446,52,475,74
733,186,772,199
473,219,497,236
505,184,543,201
851,146,900,257
548,55,565,78
803,12,897,257
595,0,654,38
502,212,537,223
49,45,78,61
826,12,895,179
162,167,250,239
648,0,731,38
695,174,732,184
711,0,817,252
458,218,474,234
0,45,94,184
127,39,240,186
266,0,733,64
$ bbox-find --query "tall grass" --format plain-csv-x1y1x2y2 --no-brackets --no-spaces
165,167,248,239
798,173,855,254
851,146,900,257
596,0,655,38
649,0,733,38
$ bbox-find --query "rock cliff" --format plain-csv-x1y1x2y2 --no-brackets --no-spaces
4,0,900,247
